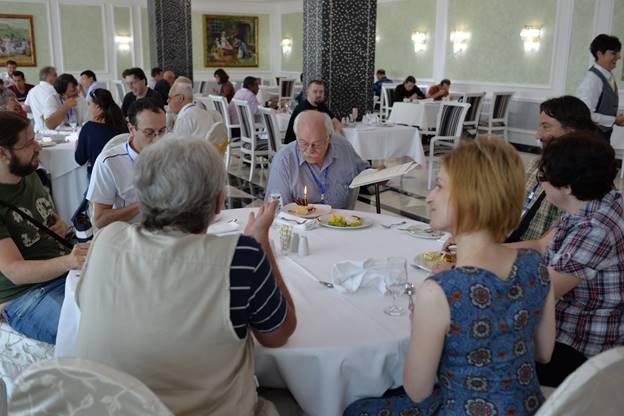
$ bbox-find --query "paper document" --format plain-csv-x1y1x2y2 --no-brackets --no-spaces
349,162,417,188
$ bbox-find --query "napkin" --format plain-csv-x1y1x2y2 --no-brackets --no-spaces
207,221,242,235
331,259,387,294
275,213,319,231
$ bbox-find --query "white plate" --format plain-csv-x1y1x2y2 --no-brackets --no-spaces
38,141,56,147
404,224,444,240
412,252,456,273
318,214,373,230
282,203,331,219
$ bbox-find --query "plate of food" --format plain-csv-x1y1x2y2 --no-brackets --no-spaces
282,202,331,219
319,213,373,229
404,224,445,240
38,139,56,147
413,251,457,273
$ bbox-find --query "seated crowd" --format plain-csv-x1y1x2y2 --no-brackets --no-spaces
0,54,622,415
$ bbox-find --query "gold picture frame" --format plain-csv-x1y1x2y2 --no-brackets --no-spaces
0,14,36,67
203,15,259,67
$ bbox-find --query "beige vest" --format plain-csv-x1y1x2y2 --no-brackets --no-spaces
76,222,261,416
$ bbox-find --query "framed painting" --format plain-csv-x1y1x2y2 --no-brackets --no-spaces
203,15,259,67
0,14,36,67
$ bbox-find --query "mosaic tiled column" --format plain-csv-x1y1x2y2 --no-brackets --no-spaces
303,0,377,118
147,0,193,79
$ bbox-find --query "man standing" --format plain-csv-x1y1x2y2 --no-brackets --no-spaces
576,34,624,142
154,70,175,104
87,99,167,229
374,69,393,96
24,66,58,132
43,74,88,130
1,60,17,86
0,111,89,344
227,76,261,124
169,77,225,148
284,80,342,144
79,70,106,97
120,67,163,118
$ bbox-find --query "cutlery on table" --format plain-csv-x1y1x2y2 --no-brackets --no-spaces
381,220,407,229
318,280,334,288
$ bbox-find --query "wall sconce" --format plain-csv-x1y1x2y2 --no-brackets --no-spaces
375,34,380,43
115,35,132,52
410,32,427,53
281,38,292,55
520,25,542,52
450,30,470,54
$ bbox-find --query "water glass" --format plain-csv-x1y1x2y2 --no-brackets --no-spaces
383,257,408,316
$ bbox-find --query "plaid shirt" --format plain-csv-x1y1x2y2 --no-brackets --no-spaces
545,190,624,357
518,159,564,241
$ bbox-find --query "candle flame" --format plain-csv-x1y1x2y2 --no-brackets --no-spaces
304,186,307,195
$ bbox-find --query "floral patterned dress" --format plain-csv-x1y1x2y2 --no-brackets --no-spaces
345,249,550,416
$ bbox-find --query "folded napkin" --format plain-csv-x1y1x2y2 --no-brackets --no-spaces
275,213,319,231
207,221,242,235
331,259,387,294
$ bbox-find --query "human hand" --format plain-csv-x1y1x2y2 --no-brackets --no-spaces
615,114,624,126
49,212,68,238
441,235,455,252
244,200,277,243
67,242,90,269
64,96,78,108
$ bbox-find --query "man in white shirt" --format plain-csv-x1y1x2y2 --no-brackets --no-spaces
87,99,167,229
576,34,624,142
24,66,58,132
43,74,88,130
168,76,225,149
0,60,17,86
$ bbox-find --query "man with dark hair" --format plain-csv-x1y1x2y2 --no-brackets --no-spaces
8,71,33,102
427,79,451,100
1,59,17,85
79,69,105,97
24,66,58,131
0,111,89,344
577,34,624,141
284,79,341,144
120,67,163,118
87,99,167,229
43,73,88,130
150,67,163,88
227,75,261,124
518,134,624,386
374,69,393,96
393,75,426,102
154,70,175,103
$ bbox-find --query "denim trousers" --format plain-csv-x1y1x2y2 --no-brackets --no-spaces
2,275,67,345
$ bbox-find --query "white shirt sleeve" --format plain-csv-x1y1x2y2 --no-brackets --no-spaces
87,156,117,205
172,114,193,136
576,70,616,128
42,94,62,119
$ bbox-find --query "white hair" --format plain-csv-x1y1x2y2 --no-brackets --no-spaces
293,110,334,139
172,76,193,100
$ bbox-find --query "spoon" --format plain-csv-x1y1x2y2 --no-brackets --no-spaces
381,220,407,229
318,280,334,288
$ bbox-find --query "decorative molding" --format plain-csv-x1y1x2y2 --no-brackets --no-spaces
549,0,574,95
131,5,143,69
431,0,448,82
49,0,64,73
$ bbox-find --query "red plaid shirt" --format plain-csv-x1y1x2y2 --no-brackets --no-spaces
545,190,624,357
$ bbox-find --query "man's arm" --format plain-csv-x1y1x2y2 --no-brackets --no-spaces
0,238,88,285
548,267,581,299
92,202,140,229
45,96,76,130
534,283,556,363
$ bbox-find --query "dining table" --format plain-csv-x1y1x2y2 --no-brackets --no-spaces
388,101,440,132
55,207,444,416
342,123,425,165
36,129,88,225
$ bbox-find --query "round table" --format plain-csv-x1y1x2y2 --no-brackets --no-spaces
56,207,443,416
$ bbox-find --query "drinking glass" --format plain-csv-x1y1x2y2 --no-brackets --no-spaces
68,111,78,131
279,224,293,256
383,257,408,316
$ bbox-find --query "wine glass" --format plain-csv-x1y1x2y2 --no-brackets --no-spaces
383,257,408,316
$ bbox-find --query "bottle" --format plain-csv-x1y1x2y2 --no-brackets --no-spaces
73,213,93,242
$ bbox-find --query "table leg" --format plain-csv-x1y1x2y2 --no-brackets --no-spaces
374,183,381,214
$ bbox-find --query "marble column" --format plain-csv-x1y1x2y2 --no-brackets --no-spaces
303,0,377,119
147,0,193,79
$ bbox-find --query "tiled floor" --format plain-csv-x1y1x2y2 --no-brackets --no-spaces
225,147,624,222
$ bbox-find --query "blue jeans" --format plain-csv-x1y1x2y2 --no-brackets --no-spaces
2,275,67,344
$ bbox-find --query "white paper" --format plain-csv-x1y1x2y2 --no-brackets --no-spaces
349,162,417,188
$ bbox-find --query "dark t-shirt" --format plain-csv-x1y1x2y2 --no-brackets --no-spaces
75,121,122,176
284,100,335,144
153,79,171,104
0,174,70,303
121,87,164,118
8,84,33,102
394,83,426,101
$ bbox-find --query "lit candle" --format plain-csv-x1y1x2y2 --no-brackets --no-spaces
303,186,308,206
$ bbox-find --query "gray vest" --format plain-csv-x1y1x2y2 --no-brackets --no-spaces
589,66,619,132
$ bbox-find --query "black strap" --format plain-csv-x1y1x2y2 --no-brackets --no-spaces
0,200,74,249
505,192,547,243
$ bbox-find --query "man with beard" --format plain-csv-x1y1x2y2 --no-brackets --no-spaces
0,111,89,344
284,80,342,144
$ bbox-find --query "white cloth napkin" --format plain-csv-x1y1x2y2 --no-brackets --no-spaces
275,213,319,231
331,259,387,294
207,221,241,235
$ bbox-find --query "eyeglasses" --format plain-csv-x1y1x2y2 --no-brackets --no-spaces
136,127,167,139
297,140,328,150
167,93,183,101
12,137,37,151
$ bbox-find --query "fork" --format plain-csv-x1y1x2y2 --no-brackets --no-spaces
278,216,307,225
381,220,406,229
318,280,335,288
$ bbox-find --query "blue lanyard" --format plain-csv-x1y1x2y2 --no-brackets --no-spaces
125,142,135,162
522,182,540,216
304,163,329,203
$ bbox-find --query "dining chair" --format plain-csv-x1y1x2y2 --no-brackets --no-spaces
209,94,240,171
279,79,296,100
259,106,282,156
380,84,398,120
233,99,270,182
192,80,202,94
427,102,472,189
449,92,464,101
113,80,126,105
477,91,514,141
461,92,486,136
206,121,229,155
535,347,624,416
9,358,173,415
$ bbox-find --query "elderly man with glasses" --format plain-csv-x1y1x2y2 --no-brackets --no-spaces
87,99,167,228
265,110,369,209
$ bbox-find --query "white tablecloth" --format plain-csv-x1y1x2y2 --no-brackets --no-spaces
55,208,442,416
342,124,425,165
37,139,88,225
276,112,291,132
388,101,440,131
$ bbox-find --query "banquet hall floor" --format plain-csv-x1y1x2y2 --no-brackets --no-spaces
224,148,624,222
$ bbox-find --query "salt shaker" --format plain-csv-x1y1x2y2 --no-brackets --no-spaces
298,235,309,256
290,233,300,253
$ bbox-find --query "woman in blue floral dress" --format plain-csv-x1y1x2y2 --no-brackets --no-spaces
345,137,556,416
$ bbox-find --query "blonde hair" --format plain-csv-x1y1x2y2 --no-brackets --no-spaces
443,136,525,242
